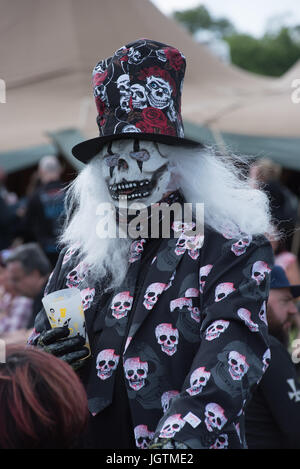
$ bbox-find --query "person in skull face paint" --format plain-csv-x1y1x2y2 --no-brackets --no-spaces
30,39,274,449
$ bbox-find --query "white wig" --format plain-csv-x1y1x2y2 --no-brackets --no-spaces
162,144,273,238
60,143,273,286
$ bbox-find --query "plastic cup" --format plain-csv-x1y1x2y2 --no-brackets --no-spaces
42,288,89,349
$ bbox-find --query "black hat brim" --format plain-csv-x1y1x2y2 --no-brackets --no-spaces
72,133,202,164
290,285,300,298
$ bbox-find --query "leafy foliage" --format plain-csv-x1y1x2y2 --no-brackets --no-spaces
172,5,300,76
173,5,235,36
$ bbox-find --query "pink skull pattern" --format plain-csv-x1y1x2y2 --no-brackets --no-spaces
161,390,180,413
170,297,192,312
124,357,148,391
259,301,268,325
134,425,155,449
159,413,186,438
251,261,271,285
204,320,230,341
143,282,167,310
96,349,120,380
174,233,204,260
172,220,196,234
66,262,89,288
129,239,146,263
228,351,249,380
170,296,201,323
186,366,211,396
205,403,228,432
62,245,79,265
237,308,259,332
262,348,271,372
209,434,229,449
185,287,199,297
111,291,133,319
231,235,252,257
215,282,236,302
155,323,179,356
199,264,213,294
80,287,95,311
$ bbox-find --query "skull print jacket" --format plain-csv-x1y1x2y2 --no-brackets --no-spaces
30,224,274,449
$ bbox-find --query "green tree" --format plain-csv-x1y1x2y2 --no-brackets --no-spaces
173,5,212,34
226,28,300,76
172,4,300,77
173,5,235,37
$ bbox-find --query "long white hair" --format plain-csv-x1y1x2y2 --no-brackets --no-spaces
60,142,273,286
163,144,273,237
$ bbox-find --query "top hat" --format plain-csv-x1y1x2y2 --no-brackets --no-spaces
270,265,300,298
72,38,201,163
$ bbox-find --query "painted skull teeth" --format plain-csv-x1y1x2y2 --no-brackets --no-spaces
109,179,153,200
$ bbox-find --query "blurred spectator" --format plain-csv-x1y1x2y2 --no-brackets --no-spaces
245,266,300,449
0,167,18,206
20,155,66,266
0,167,20,250
268,229,300,349
268,230,300,287
249,158,298,250
0,256,33,336
6,243,52,328
0,344,88,448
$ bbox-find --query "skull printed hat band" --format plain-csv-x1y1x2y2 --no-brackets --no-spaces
72,38,201,163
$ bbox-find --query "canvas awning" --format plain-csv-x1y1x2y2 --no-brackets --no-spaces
0,0,299,172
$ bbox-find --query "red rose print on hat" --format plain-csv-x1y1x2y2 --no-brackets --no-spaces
142,107,168,129
164,47,185,71
95,97,106,117
135,121,153,133
93,69,108,86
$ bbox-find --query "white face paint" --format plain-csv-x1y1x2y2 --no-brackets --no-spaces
99,139,171,207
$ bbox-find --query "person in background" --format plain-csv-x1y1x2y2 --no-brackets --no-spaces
5,243,51,329
0,344,88,448
268,230,300,369
20,155,66,267
0,253,33,339
249,158,299,252
245,265,300,449
0,167,20,250
273,237,300,287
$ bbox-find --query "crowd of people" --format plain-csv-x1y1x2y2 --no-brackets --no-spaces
0,155,66,346
1,38,300,450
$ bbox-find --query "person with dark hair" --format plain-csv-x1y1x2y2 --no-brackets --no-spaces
0,167,20,250
0,344,88,448
20,155,66,267
0,261,33,335
245,266,300,448
6,243,52,327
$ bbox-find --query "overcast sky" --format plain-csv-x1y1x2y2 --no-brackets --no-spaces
150,0,300,37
